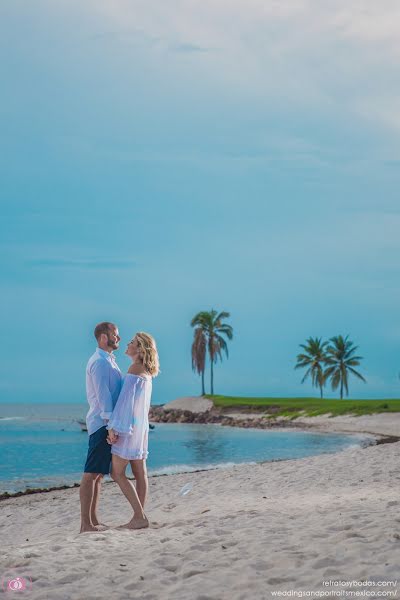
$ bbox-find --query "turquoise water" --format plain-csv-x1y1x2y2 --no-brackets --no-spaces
0,403,372,493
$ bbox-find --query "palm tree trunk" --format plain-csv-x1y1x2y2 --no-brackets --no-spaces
210,360,214,395
201,369,205,396
340,379,343,400
320,385,323,399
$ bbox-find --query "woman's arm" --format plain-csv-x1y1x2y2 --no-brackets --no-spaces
106,376,144,435
106,428,118,444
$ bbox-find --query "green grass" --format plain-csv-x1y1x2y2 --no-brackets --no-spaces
206,395,400,418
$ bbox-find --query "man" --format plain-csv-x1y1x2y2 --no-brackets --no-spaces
79,322,122,533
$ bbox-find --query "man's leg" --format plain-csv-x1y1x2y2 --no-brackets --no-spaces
90,474,104,526
81,426,111,532
79,472,100,533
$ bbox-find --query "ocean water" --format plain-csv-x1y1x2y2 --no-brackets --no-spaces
0,403,372,493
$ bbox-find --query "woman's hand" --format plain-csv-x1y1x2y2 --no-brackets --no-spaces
107,428,119,445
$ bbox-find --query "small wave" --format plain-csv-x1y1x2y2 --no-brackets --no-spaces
342,439,375,451
0,416,81,424
0,473,82,495
149,461,258,477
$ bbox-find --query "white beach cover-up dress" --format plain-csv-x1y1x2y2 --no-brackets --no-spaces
106,374,152,460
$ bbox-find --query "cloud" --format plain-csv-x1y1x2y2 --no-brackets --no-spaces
29,258,136,270
90,28,160,47
169,42,211,53
90,0,400,140
384,160,400,168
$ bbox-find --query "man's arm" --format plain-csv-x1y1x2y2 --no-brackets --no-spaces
90,359,114,421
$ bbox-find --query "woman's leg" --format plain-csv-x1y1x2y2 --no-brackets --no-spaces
130,459,148,508
111,453,149,529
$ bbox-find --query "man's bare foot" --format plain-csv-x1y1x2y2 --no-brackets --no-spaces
118,515,149,530
92,522,109,530
79,524,103,534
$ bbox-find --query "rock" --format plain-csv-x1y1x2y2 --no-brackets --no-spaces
148,403,298,432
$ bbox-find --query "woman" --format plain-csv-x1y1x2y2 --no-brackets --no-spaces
106,331,159,530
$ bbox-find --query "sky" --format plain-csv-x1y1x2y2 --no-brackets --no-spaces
1,0,400,405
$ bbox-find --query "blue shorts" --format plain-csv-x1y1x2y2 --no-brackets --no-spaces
84,426,112,475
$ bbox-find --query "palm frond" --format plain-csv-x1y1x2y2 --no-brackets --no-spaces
217,335,229,357
295,337,329,393
347,367,367,383
191,328,206,375
217,325,233,340
301,367,312,384
216,311,230,322
346,357,363,365
330,370,341,391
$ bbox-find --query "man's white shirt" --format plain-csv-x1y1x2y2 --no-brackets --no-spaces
85,348,122,435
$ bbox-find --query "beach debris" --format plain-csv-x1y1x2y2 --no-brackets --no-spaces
178,483,193,497
76,419,88,432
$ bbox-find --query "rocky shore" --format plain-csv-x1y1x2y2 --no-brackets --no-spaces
149,404,291,429
149,398,400,443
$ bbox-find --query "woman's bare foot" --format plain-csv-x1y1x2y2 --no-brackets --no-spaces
118,515,149,530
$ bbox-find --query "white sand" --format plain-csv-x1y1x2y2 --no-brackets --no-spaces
163,396,213,413
1,431,400,599
223,411,400,438
293,413,400,438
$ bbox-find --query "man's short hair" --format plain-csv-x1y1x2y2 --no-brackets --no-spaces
94,322,115,341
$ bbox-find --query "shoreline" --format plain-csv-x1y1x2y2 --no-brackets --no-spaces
2,415,398,502
151,404,400,444
2,400,399,502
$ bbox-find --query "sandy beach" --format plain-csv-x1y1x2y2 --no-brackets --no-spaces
293,413,400,439
1,412,400,599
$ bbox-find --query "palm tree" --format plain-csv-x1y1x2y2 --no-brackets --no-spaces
324,335,366,399
190,310,233,395
295,337,328,398
191,327,206,395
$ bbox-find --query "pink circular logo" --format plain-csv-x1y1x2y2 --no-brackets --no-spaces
1,574,32,593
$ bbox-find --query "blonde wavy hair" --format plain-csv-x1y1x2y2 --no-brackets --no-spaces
135,332,160,377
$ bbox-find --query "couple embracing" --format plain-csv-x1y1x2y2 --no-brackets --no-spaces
79,322,159,534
